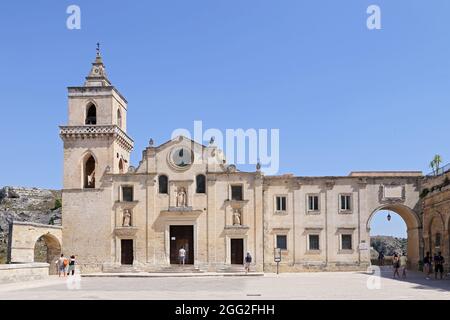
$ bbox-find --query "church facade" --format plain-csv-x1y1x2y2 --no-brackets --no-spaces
59,51,423,273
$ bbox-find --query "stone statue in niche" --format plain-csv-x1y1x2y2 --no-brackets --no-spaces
233,208,242,226
177,187,187,207
122,209,131,227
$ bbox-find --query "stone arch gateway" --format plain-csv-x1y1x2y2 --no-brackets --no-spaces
7,222,62,274
366,203,422,268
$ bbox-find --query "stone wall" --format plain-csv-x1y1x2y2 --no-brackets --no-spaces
422,174,450,269
0,263,49,284
0,187,62,264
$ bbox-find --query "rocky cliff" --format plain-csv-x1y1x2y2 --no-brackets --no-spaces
0,187,62,263
370,235,407,256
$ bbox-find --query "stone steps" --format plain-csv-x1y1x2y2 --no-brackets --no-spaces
102,265,142,273
217,265,246,273
157,265,204,273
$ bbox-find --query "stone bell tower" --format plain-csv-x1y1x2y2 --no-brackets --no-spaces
60,45,134,190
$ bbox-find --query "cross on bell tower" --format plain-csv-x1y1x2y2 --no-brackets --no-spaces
84,42,110,87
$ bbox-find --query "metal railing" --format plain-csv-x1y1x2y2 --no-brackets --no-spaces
426,162,450,177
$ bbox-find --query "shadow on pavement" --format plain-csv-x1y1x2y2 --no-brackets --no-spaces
361,266,450,293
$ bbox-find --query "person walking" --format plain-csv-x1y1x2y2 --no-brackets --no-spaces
434,252,445,280
378,251,385,266
392,253,400,279
178,246,186,265
67,255,76,276
57,254,67,278
399,252,408,279
423,252,432,280
244,252,252,274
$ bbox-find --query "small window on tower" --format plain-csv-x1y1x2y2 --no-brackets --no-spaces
85,104,97,125
117,109,122,128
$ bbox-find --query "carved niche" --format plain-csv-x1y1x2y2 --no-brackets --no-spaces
122,209,132,227
176,187,188,207
232,208,242,226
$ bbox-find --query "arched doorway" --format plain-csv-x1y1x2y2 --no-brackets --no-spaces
34,234,61,275
367,204,422,269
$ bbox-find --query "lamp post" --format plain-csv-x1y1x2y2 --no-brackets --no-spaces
274,248,281,274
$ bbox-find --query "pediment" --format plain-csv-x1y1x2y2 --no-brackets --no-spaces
135,135,229,174
155,135,207,153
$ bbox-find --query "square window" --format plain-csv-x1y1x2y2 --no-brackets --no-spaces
231,185,243,201
276,235,287,250
308,195,319,211
309,235,320,250
122,186,133,202
341,234,352,250
340,195,351,211
276,196,287,211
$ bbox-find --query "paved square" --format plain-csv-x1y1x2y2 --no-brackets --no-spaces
0,268,448,300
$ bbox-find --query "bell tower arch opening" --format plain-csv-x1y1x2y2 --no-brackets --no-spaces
83,154,96,189
85,103,97,125
119,158,124,174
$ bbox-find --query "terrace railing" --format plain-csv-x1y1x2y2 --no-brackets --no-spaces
426,162,450,177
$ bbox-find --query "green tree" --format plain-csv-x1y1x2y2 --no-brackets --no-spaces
430,154,443,175
53,198,62,210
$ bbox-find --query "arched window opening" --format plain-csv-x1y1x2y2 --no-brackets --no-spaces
84,155,96,188
196,174,206,194
85,104,97,125
159,175,168,194
435,233,441,248
119,159,124,174
117,109,122,128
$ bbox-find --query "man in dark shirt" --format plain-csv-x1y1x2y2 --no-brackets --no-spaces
423,252,432,279
378,252,384,266
434,252,445,280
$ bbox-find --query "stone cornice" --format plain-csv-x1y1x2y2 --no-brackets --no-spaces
67,85,128,104
12,221,63,230
59,125,134,152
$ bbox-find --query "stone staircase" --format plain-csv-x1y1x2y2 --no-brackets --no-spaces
102,264,142,273
156,265,205,273
216,264,246,273
102,264,252,274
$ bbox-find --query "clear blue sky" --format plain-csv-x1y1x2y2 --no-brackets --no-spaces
371,211,406,238
1,1,449,237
